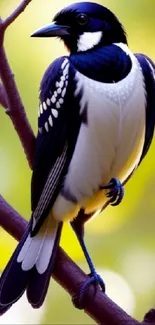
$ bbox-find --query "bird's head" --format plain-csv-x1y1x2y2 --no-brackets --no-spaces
31,2,127,54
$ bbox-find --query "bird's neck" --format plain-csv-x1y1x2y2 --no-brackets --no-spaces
69,43,132,83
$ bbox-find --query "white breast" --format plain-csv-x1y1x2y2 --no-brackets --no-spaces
64,47,146,203
52,46,146,220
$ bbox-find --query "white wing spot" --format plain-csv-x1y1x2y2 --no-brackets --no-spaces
54,91,58,97
48,115,53,127
59,80,64,88
59,98,64,104
56,102,61,109
46,98,51,106
45,122,49,132
62,88,66,98
65,81,68,87
57,88,62,94
43,101,47,110
56,81,59,87
61,75,65,81
52,108,58,118
38,127,42,134
51,95,56,103
61,58,69,70
63,64,69,76
40,103,43,114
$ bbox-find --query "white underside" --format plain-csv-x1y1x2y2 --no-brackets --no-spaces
53,44,146,221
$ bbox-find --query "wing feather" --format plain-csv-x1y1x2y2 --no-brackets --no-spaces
135,54,155,162
31,56,81,234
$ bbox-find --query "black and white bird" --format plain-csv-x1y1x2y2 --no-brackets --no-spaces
0,1,155,313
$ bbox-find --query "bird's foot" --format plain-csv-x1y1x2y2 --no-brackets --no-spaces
77,272,105,307
101,177,124,206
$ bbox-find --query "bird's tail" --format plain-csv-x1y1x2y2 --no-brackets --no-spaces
0,215,62,313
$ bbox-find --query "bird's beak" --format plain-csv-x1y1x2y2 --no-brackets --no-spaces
31,22,70,37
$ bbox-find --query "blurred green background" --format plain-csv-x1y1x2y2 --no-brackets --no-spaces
0,0,155,324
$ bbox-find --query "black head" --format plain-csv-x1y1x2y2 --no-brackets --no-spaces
31,2,127,54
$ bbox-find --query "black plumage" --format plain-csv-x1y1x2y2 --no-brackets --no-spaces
31,57,82,233
135,54,155,162
70,44,132,83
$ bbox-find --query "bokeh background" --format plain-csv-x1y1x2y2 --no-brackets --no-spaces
0,0,155,323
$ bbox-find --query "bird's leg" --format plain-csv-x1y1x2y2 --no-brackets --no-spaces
101,177,124,206
70,213,105,306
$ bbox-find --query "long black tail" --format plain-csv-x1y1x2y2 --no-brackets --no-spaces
0,217,62,314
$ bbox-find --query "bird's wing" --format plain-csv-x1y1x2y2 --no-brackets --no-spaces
135,54,155,163
31,56,81,234
117,54,155,187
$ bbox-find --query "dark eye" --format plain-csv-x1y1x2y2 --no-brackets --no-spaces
76,13,88,25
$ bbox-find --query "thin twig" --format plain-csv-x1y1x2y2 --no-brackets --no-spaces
0,43,35,168
0,16,35,169
0,0,35,168
2,0,33,30
0,83,7,109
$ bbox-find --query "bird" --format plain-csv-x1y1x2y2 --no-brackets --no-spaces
0,1,155,314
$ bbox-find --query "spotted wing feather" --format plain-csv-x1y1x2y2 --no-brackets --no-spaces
31,56,82,234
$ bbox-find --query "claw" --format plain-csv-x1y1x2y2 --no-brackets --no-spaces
79,272,105,306
101,177,124,206
109,192,118,204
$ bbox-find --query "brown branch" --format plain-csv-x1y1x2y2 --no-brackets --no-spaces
2,0,33,30
0,2,35,169
0,83,7,109
0,43,35,168
0,195,27,241
0,196,145,325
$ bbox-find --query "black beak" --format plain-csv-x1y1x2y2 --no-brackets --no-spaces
31,22,70,37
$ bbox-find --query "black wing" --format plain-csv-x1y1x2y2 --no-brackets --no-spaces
122,54,155,186
31,56,82,234
135,54,155,163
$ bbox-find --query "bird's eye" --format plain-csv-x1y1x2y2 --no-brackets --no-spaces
76,13,88,26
